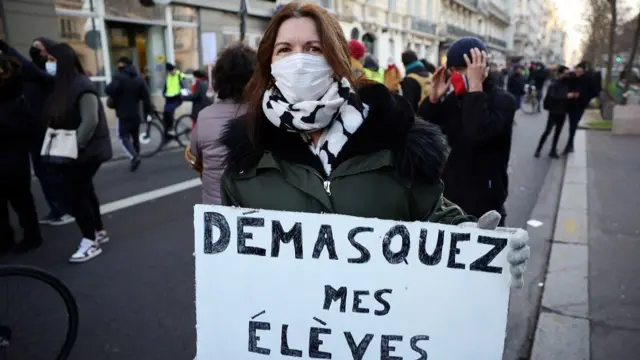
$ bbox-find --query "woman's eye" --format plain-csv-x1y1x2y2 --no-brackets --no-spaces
307,46,322,54
276,48,290,54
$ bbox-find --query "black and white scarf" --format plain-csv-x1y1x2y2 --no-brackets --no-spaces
262,78,367,175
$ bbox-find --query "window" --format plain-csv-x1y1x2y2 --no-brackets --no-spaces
172,5,197,23
57,16,105,77
174,27,199,73
222,33,239,49
56,0,96,11
104,0,165,20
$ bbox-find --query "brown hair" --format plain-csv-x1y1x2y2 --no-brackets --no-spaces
243,2,353,141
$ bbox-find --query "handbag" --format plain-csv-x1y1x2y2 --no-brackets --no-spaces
40,127,78,164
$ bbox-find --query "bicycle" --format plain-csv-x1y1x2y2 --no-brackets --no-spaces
138,110,191,158
0,265,79,360
521,84,539,114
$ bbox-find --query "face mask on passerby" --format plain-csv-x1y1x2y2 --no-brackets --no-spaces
45,61,57,75
271,53,333,103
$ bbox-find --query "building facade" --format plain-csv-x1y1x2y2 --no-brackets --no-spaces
512,0,544,63
540,0,565,65
0,0,278,96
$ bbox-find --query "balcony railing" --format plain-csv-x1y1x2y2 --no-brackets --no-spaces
444,23,484,41
488,2,510,24
452,0,479,11
487,36,507,48
411,17,437,35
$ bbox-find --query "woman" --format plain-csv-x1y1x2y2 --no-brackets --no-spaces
44,43,113,263
0,52,43,254
217,2,529,288
182,69,213,128
186,43,256,204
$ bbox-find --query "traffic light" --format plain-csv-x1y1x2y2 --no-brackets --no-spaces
616,56,622,63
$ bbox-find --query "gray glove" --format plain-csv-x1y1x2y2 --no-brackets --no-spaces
459,210,530,289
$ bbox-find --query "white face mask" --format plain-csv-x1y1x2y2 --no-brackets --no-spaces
271,53,333,103
45,61,57,76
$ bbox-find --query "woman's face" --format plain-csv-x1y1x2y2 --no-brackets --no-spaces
272,17,323,63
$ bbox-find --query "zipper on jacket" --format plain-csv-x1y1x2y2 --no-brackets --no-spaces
323,180,332,196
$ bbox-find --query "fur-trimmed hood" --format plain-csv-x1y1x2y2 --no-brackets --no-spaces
220,83,449,184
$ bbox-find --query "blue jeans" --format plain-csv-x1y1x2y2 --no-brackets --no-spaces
30,147,69,217
514,95,523,109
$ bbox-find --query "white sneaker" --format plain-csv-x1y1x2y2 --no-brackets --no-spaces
49,214,75,226
69,239,102,263
96,230,109,244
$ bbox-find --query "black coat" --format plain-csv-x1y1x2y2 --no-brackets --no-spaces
418,77,516,219
0,81,34,179
544,78,569,115
182,79,212,120
401,66,431,111
507,72,526,96
105,65,152,121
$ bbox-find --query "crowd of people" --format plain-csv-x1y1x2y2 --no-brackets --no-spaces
10,3,613,281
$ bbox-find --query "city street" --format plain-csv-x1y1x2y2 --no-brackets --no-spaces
3,110,564,359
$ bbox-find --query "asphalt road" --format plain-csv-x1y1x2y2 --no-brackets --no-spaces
2,109,557,360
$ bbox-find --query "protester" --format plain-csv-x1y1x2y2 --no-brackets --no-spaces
181,69,212,128
489,62,505,88
186,43,255,204
44,43,113,262
535,65,575,158
383,57,402,92
507,64,526,109
564,61,600,154
25,37,75,225
163,62,186,141
529,62,548,112
400,49,432,110
0,51,43,254
419,59,436,74
105,56,152,172
418,37,516,226
361,53,384,83
348,39,366,79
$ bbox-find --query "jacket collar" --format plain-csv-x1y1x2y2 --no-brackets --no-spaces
220,83,450,184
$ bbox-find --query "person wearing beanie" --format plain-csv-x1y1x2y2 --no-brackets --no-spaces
400,49,432,110
417,37,517,225
348,40,366,79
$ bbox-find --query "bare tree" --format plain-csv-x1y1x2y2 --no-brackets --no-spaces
603,0,617,100
621,15,640,101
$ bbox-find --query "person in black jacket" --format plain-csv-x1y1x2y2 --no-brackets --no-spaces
105,56,152,171
564,61,600,154
418,37,516,225
535,66,576,158
181,69,212,127
507,65,527,109
0,53,43,254
44,43,113,263
400,50,431,111
25,38,76,225
529,62,548,112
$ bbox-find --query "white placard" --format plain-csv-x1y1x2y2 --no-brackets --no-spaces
194,205,515,359
201,32,218,65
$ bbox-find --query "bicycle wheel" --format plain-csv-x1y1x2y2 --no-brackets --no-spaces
521,94,538,114
174,114,193,148
138,120,165,158
0,265,78,360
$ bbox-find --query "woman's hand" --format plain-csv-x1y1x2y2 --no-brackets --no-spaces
429,65,450,103
459,210,530,289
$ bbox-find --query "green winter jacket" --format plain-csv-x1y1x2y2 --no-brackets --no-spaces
219,83,474,225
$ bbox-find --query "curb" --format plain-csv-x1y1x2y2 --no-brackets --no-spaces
530,130,590,360
503,151,567,359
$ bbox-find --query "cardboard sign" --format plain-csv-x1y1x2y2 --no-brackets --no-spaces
194,205,514,359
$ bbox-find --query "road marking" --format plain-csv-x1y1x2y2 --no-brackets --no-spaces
564,218,578,234
100,178,201,215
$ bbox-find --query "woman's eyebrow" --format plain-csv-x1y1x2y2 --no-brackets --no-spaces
274,40,321,47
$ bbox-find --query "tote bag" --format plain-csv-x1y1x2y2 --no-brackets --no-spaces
40,127,78,164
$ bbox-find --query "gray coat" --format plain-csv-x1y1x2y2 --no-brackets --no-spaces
190,99,246,204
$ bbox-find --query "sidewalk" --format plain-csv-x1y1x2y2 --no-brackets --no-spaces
531,129,640,359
